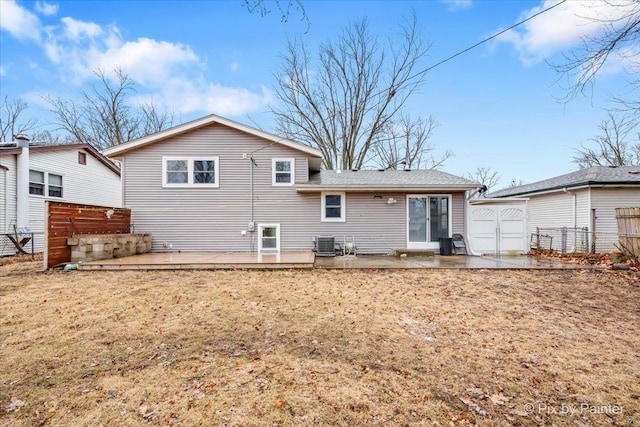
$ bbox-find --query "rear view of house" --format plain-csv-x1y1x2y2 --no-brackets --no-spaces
0,136,121,256
104,114,479,255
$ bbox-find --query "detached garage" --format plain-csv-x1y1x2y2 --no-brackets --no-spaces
486,166,640,253
466,198,529,255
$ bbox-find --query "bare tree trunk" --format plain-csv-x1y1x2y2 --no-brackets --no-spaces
272,14,446,170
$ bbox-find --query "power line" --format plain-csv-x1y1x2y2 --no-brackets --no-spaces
419,0,569,76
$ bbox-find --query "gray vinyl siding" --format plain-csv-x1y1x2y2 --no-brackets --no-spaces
121,123,467,253
123,123,316,252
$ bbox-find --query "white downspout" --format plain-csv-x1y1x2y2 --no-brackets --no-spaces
563,187,577,252
1,166,7,232
15,134,30,232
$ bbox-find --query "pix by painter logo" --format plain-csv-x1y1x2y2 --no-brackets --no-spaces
523,402,623,416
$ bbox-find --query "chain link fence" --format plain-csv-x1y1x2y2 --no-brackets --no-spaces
0,232,42,258
531,227,638,254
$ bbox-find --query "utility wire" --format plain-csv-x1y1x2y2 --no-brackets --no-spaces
417,0,569,77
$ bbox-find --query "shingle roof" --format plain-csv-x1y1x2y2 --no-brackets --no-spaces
296,169,479,191
488,165,640,198
102,114,323,158
0,142,120,175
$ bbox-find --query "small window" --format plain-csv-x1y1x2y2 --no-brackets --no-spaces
78,152,87,165
258,223,280,252
29,170,44,195
48,174,63,198
272,158,294,186
321,192,346,222
162,157,219,188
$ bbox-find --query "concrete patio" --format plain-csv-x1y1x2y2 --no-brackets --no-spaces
315,254,593,269
75,251,597,270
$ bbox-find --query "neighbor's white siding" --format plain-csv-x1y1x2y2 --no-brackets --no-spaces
0,156,17,234
590,187,640,252
523,186,640,252
0,149,121,255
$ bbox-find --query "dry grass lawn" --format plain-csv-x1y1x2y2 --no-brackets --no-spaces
1,260,639,426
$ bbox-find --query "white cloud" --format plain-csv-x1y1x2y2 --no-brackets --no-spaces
60,16,102,39
161,80,273,116
441,0,472,11
1,0,270,117
35,1,59,16
230,62,239,72
0,0,42,43
497,0,638,66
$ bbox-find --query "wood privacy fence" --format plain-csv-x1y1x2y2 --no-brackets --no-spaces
46,202,130,269
616,207,640,256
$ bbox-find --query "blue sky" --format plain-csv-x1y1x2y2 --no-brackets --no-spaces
0,0,634,189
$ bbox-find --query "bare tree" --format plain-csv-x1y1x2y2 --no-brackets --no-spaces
0,96,39,142
573,112,640,168
243,0,308,26
272,15,440,170
556,1,640,109
371,115,452,170
45,68,174,149
466,166,501,192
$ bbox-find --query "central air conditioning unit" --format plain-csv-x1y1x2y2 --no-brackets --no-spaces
315,236,336,256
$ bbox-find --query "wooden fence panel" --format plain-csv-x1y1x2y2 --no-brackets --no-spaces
46,202,130,269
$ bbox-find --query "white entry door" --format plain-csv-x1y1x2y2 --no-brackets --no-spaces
407,195,451,249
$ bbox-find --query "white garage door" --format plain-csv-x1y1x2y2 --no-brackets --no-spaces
468,200,528,254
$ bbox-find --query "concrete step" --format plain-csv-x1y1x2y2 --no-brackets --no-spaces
394,249,436,257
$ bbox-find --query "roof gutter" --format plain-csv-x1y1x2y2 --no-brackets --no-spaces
492,181,640,198
295,184,477,192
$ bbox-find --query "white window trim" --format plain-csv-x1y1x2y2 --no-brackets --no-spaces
258,223,281,252
272,158,295,186
321,191,346,222
29,169,64,199
162,156,219,188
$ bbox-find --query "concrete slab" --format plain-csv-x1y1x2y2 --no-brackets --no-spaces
75,251,597,271
78,251,315,270
315,254,597,269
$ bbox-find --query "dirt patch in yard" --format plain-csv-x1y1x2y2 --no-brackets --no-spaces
1,261,639,426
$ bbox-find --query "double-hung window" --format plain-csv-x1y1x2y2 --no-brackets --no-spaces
272,158,294,186
29,170,45,195
48,174,63,197
162,157,219,188
29,170,63,198
321,192,346,222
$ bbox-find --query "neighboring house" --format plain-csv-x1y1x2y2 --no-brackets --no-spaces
103,114,479,255
0,137,121,256
488,166,640,252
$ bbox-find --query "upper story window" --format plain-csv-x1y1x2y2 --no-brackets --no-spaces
78,152,87,165
321,191,346,222
29,170,63,198
162,157,219,188
29,170,44,195
48,174,63,197
272,158,294,186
